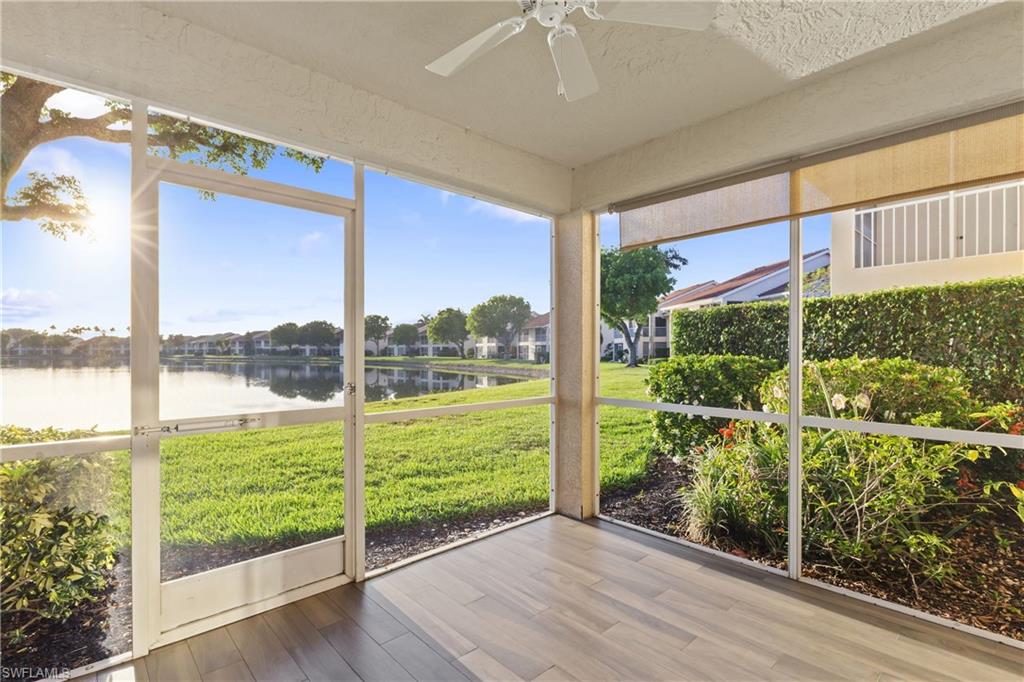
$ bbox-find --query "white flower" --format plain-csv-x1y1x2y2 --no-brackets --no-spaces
733,394,744,404
853,392,871,410
671,455,684,466
884,409,896,421
687,413,695,420
772,385,785,399
831,393,847,410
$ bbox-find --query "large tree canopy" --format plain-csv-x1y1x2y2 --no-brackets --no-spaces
270,322,300,350
364,314,390,355
427,308,469,357
600,246,686,366
1,72,323,239
391,323,419,350
467,295,533,359
298,320,337,348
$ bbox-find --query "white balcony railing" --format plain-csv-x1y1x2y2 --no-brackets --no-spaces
853,180,1023,269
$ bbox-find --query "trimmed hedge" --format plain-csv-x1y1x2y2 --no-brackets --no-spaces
670,277,1024,403
759,357,979,428
647,354,781,456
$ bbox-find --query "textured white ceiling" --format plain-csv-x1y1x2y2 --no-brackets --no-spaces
144,1,998,167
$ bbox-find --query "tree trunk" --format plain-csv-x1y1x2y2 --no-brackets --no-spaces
618,321,639,367
632,325,645,364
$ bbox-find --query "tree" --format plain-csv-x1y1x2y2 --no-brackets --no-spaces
390,323,419,354
427,308,469,358
299,320,337,352
467,295,532,359
1,71,323,239
600,246,686,367
415,313,434,327
364,314,390,355
270,322,300,353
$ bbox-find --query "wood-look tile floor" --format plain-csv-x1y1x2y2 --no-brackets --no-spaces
77,516,1022,682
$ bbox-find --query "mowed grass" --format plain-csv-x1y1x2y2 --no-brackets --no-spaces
107,363,652,550
597,364,655,491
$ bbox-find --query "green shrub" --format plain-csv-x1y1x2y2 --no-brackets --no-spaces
680,420,991,576
759,357,979,428
670,276,1024,403
647,354,781,456
0,426,117,652
969,402,1024,484
0,460,116,650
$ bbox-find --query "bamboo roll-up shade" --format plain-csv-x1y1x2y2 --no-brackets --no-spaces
619,172,791,249
619,108,1023,250
797,114,1024,214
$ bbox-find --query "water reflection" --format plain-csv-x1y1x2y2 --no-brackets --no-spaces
2,358,526,430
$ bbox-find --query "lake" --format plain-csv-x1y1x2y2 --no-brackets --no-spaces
0,359,527,431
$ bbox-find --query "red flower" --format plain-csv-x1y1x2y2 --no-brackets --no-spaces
1008,421,1023,436
1016,481,1024,490
956,467,979,493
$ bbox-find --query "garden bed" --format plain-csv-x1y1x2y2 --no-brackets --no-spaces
1,550,132,674
600,453,1023,641
366,505,551,571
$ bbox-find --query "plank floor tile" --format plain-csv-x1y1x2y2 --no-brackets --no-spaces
110,516,1021,682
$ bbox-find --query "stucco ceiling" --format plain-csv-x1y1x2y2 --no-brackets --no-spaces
144,1,1000,167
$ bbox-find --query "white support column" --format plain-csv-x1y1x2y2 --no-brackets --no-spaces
787,218,803,579
344,163,366,581
130,100,161,654
553,210,599,519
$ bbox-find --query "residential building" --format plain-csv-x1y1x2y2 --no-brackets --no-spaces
389,323,471,357
611,252,831,361
182,333,236,355
516,312,550,362
831,179,1023,295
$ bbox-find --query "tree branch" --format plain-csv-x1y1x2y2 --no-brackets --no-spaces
0,201,88,224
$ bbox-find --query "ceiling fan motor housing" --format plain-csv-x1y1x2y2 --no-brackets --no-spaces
535,0,571,27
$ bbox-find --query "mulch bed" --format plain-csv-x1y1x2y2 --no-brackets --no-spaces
600,454,689,536
366,506,551,570
1,550,133,674
600,455,1024,641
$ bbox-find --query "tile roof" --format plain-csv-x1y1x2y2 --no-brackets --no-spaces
523,312,550,329
660,249,829,308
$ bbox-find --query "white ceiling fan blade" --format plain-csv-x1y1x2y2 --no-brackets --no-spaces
597,1,717,31
547,24,598,102
426,18,524,77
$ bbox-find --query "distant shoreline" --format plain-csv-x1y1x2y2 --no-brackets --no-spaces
3,353,549,379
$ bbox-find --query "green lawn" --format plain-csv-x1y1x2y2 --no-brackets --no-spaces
596,364,655,491
55,363,654,553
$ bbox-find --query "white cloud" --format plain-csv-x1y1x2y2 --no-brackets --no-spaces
298,231,326,254
20,146,84,178
1,288,60,323
45,88,111,120
465,199,546,224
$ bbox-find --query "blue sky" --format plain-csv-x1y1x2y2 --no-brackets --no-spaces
2,84,830,337
600,213,832,292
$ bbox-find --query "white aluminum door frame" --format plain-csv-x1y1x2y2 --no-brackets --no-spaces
130,100,362,652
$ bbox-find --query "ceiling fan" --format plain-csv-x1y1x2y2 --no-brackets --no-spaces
425,1,718,102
